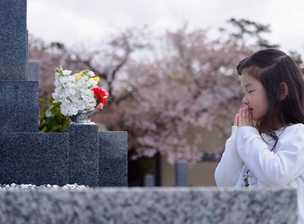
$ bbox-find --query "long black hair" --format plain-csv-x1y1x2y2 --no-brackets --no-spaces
237,49,304,148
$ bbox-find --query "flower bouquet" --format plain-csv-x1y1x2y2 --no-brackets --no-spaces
52,66,109,119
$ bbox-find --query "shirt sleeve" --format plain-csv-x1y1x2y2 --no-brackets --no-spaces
215,126,244,187
236,125,304,187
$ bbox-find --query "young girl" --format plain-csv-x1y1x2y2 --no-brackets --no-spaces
214,49,304,223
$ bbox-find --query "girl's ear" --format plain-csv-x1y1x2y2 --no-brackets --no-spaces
279,82,288,101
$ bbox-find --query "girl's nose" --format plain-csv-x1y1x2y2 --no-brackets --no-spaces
242,95,249,106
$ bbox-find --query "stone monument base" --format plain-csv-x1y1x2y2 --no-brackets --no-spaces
0,187,297,224
0,131,127,187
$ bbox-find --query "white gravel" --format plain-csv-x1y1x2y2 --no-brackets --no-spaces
0,183,92,190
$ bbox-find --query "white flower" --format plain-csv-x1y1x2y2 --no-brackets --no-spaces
59,76,68,84
88,78,97,87
78,104,86,110
88,71,95,77
63,70,72,75
52,66,108,116
68,75,76,83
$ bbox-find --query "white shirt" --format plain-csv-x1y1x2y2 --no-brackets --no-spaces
215,124,304,224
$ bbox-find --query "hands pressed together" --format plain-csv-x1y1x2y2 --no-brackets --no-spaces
234,106,254,128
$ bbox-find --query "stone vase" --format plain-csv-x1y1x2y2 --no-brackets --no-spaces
69,109,96,125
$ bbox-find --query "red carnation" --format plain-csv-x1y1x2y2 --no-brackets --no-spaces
93,87,108,105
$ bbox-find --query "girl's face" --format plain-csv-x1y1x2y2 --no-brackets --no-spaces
240,72,268,121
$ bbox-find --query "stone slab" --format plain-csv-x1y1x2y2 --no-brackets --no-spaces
0,188,297,224
68,124,99,187
191,187,297,224
0,81,39,132
27,60,39,81
0,0,27,80
0,132,69,185
99,131,128,187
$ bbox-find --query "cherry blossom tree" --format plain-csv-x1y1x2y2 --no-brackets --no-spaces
63,26,151,105
111,26,250,164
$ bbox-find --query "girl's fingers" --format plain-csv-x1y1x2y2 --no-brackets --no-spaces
238,106,253,127
239,107,244,127
248,109,253,126
239,108,243,122
238,108,243,124
234,113,239,126
245,107,249,124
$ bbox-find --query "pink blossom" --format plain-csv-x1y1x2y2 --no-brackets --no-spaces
97,103,104,109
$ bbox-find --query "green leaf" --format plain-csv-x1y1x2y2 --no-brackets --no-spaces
40,120,47,125
39,126,48,133
47,117,57,124
49,125,59,132
39,98,48,104
49,96,55,104
40,108,48,117
55,110,63,124
38,96,69,133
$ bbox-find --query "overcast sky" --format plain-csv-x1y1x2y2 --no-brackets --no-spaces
27,0,304,56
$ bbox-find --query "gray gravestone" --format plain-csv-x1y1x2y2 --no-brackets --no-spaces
0,0,27,80
68,124,99,187
144,174,155,187
0,0,128,188
176,160,188,186
0,0,38,132
0,81,39,132
27,60,39,81
0,132,69,185
99,131,128,186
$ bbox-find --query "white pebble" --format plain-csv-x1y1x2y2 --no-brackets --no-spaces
0,183,92,190
21,184,28,189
